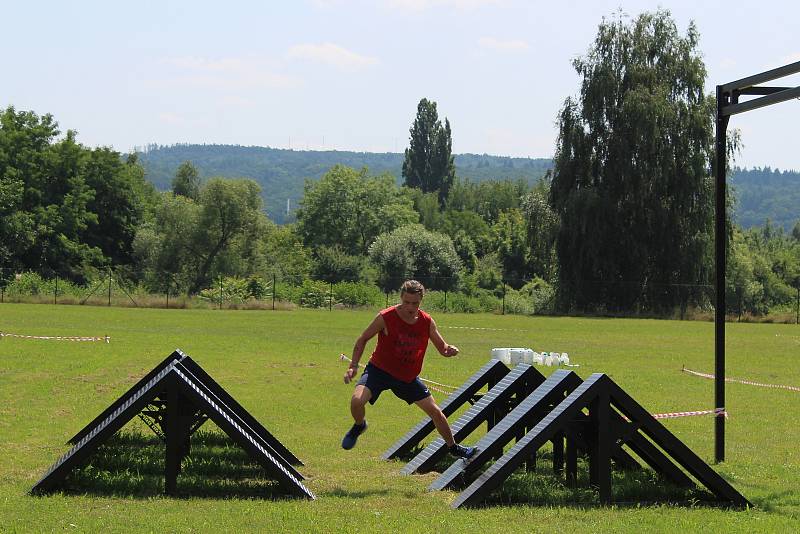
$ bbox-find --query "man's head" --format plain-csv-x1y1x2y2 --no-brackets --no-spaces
400,280,425,297
398,280,424,320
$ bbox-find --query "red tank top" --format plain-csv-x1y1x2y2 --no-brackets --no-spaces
369,306,432,382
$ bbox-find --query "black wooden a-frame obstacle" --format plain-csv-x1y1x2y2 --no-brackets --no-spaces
401,363,545,475
382,359,510,460
31,350,314,499
444,372,750,509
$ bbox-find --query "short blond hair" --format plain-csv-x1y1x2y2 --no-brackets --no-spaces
400,280,425,296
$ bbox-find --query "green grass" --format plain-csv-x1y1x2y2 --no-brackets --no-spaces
1,303,799,532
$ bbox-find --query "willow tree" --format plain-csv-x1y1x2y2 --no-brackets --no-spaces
549,10,715,313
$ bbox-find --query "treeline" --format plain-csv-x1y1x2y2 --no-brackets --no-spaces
135,144,554,224
731,166,800,230
136,145,798,229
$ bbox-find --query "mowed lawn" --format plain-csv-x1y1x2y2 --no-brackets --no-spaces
1,303,798,532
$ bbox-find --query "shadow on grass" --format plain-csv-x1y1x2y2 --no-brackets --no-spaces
57,429,295,500
453,452,726,509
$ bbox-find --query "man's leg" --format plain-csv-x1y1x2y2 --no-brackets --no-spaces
350,384,372,424
342,385,372,450
414,395,455,446
415,395,477,460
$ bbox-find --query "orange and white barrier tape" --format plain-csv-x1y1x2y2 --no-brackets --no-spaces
651,407,728,420
338,354,458,394
682,367,800,393
0,331,109,343
621,407,727,423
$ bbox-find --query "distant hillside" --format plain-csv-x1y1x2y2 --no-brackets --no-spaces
136,144,551,224
730,167,800,230
136,144,799,229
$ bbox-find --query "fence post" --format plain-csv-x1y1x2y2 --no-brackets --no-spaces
329,281,333,311
443,290,447,313
107,267,112,307
219,278,223,310
502,281,506,315
54,275,58,305
166,274,170,310
272,274,276,311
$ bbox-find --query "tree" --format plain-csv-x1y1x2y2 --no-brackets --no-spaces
188,178,263,293
402,98,455,205
172,161,200,200
521,183,559,281
368,224,462,291
549,10,716,312
296,165,418,256
491,209,529,286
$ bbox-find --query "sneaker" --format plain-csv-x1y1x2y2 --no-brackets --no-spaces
449,443,477,460
341,421,368,450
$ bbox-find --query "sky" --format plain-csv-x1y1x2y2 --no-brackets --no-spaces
2,0,800,170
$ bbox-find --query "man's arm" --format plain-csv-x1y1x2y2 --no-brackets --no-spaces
429,318,459,357
344,313,386,384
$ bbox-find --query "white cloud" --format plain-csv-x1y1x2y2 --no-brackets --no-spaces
287,43,379,71
478,36,529,52
156,56,300,90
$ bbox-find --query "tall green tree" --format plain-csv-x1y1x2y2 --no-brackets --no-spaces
296,165,418,256
172,160,201,200
402,98,456,205
549,10,716,312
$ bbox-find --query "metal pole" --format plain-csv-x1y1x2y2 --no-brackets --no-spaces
166,274,170,309
107,267,112,307
714,85,729,463
443,290,447,312
54,275,58,305
329,281,333,311
272,274,276,311
796,286,799,325
502,282,506,315
219,278,222,310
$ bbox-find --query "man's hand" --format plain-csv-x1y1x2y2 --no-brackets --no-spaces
444,344,460,357
343,365,358,384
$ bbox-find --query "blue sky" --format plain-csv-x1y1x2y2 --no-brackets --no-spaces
3,0,799,170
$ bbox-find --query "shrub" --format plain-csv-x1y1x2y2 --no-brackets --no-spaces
332,281,382,307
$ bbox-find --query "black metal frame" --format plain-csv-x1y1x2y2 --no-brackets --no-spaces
450,373,751,509
715,60,800,462
401,364,544,475
381,359,510,460
32,353,312,499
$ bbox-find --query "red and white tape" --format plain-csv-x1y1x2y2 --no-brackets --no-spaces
0,331,109,343
682,367,800,393
651,407,728,420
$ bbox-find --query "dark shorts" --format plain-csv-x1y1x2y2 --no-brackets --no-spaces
357,362,430,405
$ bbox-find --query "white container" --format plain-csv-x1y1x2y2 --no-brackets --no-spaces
532,351,544,365
521,348,534,365
509,348,526,365
491,347,511,365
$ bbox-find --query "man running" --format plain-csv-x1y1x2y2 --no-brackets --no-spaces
341,280,476,459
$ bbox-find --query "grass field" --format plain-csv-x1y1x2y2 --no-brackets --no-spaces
1,303,798,532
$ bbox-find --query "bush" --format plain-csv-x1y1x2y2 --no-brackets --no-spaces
332,281,382,307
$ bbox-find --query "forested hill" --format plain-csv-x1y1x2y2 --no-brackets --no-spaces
136,144,552,224
136,144,799,228
730,167,800,230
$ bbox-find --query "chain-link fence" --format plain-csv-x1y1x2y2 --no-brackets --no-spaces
0,267,798,323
